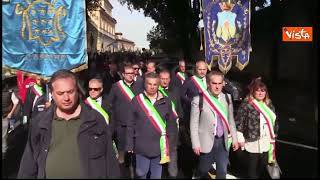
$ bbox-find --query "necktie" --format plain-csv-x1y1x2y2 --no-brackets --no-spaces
216,114,224,137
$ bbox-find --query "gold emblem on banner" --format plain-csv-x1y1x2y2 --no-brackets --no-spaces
15,0,66,46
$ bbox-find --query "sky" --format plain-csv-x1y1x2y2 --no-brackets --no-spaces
109,0,157,49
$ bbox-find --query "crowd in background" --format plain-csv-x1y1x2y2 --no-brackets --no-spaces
2,53,279,179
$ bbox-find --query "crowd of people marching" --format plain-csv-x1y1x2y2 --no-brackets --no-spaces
2,54,279,179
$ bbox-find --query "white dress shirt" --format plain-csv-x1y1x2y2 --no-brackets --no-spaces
96,96,102,106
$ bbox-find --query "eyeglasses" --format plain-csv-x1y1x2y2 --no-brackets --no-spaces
88,87,102,91
124,72,135,75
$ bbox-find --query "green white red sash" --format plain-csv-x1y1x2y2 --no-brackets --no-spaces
84,97,119,158
32,84,44,97
190,75,206,93
250,98,277,163
158,86,178,118
117,80,135,101
176,72,186,84
136,93,170,164
190,76,233,149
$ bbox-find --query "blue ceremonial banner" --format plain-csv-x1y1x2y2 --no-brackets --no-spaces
2,0,87,77
202,0,251,74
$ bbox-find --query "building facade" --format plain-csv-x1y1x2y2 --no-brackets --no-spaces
87,0,135,53
115,33,135,52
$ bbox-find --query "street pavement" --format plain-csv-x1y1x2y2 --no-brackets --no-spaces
3,125,317,178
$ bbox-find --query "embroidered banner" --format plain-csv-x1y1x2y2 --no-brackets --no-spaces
202,0,251,74
2,0,87,77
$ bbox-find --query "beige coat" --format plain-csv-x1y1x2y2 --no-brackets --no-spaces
190,93,238,153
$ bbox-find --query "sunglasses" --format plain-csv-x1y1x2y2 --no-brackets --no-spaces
124,72,135,75
89,87,102,91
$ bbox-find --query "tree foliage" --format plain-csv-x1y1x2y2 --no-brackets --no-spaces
113,0,270,61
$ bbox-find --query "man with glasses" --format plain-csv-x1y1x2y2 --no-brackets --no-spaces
85,76,113,129
132,61,144,93
107,65,142,177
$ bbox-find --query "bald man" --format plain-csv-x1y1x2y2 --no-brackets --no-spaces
172,59,191,88
181,60,208,105
179,60,209,177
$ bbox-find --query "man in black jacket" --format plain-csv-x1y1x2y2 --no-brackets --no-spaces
18,69,120,178
171,59,191,88
126,72,176,179
102,59,122,94
107,64,142,177
158,69,183,178
179,60,208,177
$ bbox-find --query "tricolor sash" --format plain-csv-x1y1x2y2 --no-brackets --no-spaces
191,76,233,149
158,86,178,119
85,97,119,158
32,84,44,97
176,72,186,84
117,80,135,101
250,99,277,163
136,93,170,164
190,76,207,93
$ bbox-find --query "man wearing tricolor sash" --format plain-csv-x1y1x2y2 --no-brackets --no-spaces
236,77,279,178
126,72,176,179
190,71,239,179
172,59,191,88
107,65,142,170
159,69,183,178
179,60,208,176
85,76,112,127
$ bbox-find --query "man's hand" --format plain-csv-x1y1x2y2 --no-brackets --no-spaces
193,147,201,156
232,142,239,151
128,150,134,153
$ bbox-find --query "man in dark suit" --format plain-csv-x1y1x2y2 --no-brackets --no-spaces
86,77,112,126
179,60,208,177
102,59,122,94
126,72,176,179
171,59,191,89
107,65,142,176
132,61,144,93
158,69,183,178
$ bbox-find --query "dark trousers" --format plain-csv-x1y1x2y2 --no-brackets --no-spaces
168,146,178,177
115,125,127,151
198,136,229,179
246,151,268,178
135,154,162,179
